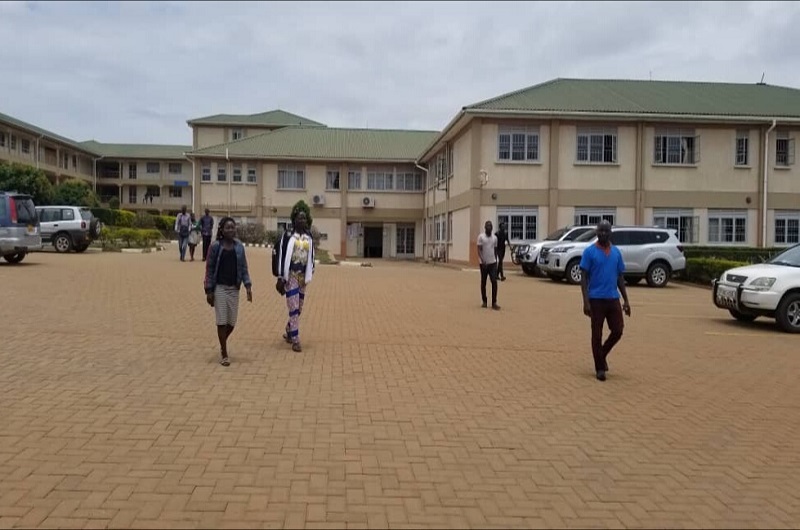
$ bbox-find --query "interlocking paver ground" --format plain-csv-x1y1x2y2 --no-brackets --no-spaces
1,246,799,528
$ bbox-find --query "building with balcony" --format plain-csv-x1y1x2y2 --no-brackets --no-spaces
418,79,800,265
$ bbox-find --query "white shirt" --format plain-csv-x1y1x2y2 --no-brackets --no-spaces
477,233,497,265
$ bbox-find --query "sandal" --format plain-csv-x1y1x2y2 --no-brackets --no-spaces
220,356,230,366
292,343,302,353
282,333,292,344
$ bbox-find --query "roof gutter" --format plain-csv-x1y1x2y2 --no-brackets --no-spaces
763,119,778,248
463,108,800,124
417,109,468,163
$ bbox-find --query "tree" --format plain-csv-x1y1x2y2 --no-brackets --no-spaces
0,162,54,204
52,179,100,207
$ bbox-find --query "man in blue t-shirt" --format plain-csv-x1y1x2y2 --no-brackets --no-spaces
579,221,631,382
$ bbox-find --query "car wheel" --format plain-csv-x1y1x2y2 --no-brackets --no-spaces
646,261,670,288
74,244,89,253
54,233,73,253
625,277,643,285
728,309,757,322
566,259,582,285
776,293,800,334
2,253,25,264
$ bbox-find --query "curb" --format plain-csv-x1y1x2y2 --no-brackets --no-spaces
121,246,165,254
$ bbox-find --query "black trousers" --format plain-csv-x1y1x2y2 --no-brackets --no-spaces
497,251,506,278
202,235,212,261
590,299,624,372
480,263,498,305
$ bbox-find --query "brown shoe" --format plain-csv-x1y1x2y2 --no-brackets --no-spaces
492,304,501,311
292,343,302,353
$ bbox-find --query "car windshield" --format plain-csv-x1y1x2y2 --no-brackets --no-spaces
79,209,93,221
545,228,568,241
769,245,800,268
574,229,597,242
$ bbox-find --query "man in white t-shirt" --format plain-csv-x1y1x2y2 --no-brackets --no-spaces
476,220,500,310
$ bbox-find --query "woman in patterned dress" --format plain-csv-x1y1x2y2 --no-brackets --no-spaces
274,208,314,352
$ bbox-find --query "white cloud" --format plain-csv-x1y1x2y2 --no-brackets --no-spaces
1,0,799,144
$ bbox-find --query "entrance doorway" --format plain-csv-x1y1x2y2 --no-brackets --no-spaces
396,224,415,258
364,226,383,258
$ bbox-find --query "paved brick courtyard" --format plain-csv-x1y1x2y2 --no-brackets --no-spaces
1,246,799,529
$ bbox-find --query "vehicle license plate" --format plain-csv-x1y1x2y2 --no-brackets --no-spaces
717,285,736,306
538,256,547,264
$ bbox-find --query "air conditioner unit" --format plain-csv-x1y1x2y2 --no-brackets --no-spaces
362,196,375,208
312,194,325,206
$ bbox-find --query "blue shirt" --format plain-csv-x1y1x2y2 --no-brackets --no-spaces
579,244,625,300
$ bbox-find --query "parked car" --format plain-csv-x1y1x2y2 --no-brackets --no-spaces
538,226,686,287
35,205,102,253
517,225,595,276
0,191,42,263
712,244,800,333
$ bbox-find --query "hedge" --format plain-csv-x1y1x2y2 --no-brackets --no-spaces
683,246,783,264
91,208,136,228
684,257,749,285
98,226,164,249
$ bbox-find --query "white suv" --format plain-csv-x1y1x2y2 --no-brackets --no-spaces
538,226,687,287
517,225,595,276
35,205,102,253
712,244,800,333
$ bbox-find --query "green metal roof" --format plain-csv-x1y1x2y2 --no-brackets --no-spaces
466,78,800,118
80,140,192,160
0,110,99,155
190,126,440,162
187,109,326,128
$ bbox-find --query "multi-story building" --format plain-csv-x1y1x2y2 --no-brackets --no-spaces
185,111,436,259
4,78,800,262
81,141,193,214
418,79,800,265
0,111,97,184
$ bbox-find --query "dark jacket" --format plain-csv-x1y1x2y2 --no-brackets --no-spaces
204,239,252,294
272,230,315,278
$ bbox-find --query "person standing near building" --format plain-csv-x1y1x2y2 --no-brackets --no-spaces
174,205,192,262
199,208,214,261
579,220,631,382
477,220,500,310
187,212,201,261
495,221,510,281
204,217,253,367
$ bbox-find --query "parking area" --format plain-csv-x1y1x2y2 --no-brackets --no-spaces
1,247,799,529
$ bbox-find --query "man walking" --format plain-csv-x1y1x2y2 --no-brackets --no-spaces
495,221,510,281
579,221,631,381
174,205,192,262
199,208,214,261
477,220,500,310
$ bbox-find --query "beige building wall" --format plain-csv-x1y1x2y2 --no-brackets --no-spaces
482,121,550,190
558,124,637,190
0,124,95,184
768,128,800,194
450,207,471,262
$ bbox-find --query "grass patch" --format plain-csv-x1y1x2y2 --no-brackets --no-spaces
316,248,338,265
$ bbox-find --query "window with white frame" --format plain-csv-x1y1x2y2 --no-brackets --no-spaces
708,209,747,244
146,162,160,174
654,128,700,165
10,135,16,150
129,163,137,179
21,139,30,154
653,208,699,243
168,162,182,174
201,162,211,182
735,130,749,166
168,186,183,198
498,126,540,162
277,165,305,189
231,129,244,141
247,164,256,183
367,168,393,190
0,132,5,147
395,171,423,191
446,145,454,176
497,206,538,241
434,214,448,242
347,169,361,190
574,207,616,227
775,211,800,245
326,168,340,190
217,163,227,182
776,132,796,167
232,164,242,182
576,127,617,164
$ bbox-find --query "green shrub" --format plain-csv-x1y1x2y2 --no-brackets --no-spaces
684,258,749,285
114,210,136,227
237,222,267,245
140,229,163,247
114,228,141,248
265,230,281,247
91,208,115,226
108,197,120,209
683,246,782,264
153,215,176,233
132,211,156,229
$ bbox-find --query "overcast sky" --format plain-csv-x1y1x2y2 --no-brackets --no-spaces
1,0,799,145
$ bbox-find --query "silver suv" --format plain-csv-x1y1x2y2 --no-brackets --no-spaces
538,226,686,287
35,205,101,253
0,191,42,264
517,225,595,276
